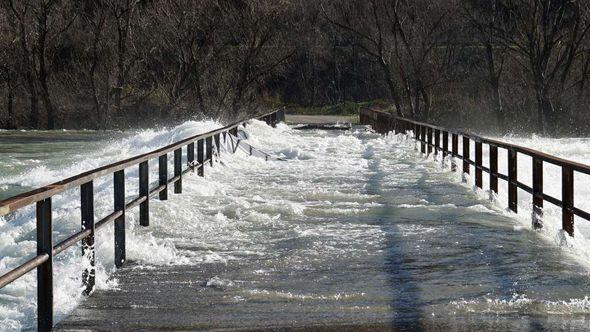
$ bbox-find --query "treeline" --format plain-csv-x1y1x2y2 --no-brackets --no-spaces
1,0,590,134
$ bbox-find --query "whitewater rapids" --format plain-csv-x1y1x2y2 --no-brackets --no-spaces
1,120,590,330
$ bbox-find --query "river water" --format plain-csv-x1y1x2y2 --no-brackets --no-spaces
1,121,590,330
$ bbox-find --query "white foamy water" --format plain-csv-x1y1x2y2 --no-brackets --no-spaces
438,134,590,268
0,121,223,330
1,121,590,330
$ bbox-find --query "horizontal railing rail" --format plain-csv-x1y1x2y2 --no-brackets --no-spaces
0,108,284,331
360,108,590,238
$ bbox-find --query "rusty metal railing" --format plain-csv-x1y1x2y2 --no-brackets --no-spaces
360,108,590,238
0,108,284,331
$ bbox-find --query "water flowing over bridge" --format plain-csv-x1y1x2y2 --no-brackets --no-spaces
1,109,590,331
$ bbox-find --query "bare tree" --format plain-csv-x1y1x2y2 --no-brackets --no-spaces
321,0,406,117
497,0,590,133
463,0,510,130
107,0,137,117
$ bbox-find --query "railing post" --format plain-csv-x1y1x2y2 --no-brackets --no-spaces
214,134,221,157
37,198,53,332
562,166,574,237
197,139,204,177
414,124,419,151
434,129,440,156
81,181,95,295
427,127,433,155
508,149,518,212
159,154,168,200
206,136,213,167
420,126,426,154
532,158,543,230
197,139,205,176
442,131,449,164
139,161,149,226
114,170,125,268
451,133,458,172
187,142,195,171
490,145,498,196
475,141,482,188
462,136,470,181
174,148,182,194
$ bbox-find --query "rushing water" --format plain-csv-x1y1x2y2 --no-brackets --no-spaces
1,121,590,330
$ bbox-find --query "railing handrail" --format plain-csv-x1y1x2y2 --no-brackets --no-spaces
360,108,590,175
360,107,590,238
0,109,284,331
0,110,278,217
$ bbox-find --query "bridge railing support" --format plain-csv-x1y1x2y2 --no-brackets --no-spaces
0,109,284,331
359,107,590,239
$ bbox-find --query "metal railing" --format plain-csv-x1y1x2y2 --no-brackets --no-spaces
360,108,590,238
0,109,284,331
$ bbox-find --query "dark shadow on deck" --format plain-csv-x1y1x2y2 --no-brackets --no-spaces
362,144,425,329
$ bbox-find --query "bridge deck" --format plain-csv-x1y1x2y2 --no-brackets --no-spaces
57,126,590,330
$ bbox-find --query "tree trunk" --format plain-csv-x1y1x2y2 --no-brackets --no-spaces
37,10,56,130
114,4,133,117
39,82,56,130
413,85,421,119
27,80,39,128
534,87,553,135
6,80,14,129
419,82,431,121
195,72,206,115
16,20,39,128
490,77,504,132
379,60,404,117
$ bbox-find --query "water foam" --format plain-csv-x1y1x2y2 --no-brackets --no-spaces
0,120,224,330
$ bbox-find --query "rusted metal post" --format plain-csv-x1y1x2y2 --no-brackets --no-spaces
490,145,498,196
532,158,543,229
451,133,458,172
434,129,440,156
159,154,168,200
475,141,482,188
187,142,195,171
139,161,149,226
562,166,574,236
462,137,470,181
420,126,426,154
197,139,204,177
37,198,53,332
214,134,221,156
174,148,182,194
427,127,433,155
508,149,517,212
442,131,449,163
81,181,95,295
114,170,125,268
414,124,419,151
206,136,213,166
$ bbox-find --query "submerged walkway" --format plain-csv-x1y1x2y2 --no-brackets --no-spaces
57,125,590,330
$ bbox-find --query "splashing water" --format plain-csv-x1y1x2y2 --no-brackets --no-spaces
1,120,590,330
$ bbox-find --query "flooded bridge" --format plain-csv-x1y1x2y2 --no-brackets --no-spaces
1,109,590,331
